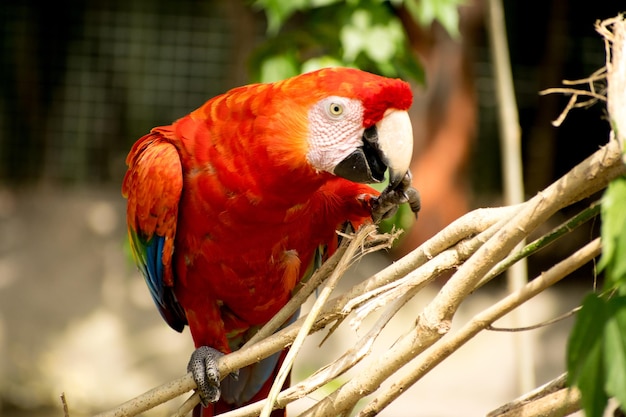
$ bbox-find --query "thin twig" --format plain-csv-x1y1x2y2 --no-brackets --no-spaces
172,392,201,417
259,224,378,417
562,66,607,85
93,138,625,417
487,373,568,416
93,372,196,417
357,238,601,417
539,87,607,102
603,15,626,140
347,213,509,328
550,94,579,127
245,236,348,347
487,306,581,332
218,281,412,417
488,388,581,417
486,0,534,393
299,137,625,417
61,393,70,417
476,200,602,288
539,79,608,127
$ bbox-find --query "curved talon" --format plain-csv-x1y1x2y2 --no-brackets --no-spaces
399,171,421,217
187,346,224,406
371,171,421,222
406,186,421,218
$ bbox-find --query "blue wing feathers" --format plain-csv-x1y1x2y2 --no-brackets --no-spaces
132,230,186,332
124,137,186,332
144,234,165,301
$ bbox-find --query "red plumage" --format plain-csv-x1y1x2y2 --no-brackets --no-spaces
123,67,413,415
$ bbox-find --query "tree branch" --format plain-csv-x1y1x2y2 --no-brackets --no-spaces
93,135,624,417
357,238,601,416
488,387,581,417
486,373,571,416
296,137,624,417
259,224,381,417
476,200,601,289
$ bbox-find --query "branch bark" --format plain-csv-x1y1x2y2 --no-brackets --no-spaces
299,137,624,417
489,388,581,417
92,136,624,417
357,238,601,416
88,15,626,417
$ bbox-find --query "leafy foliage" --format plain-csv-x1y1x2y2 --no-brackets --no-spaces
567,293,609,417
599,176,626,290
249,0,462,235
249,0,463,84
401,0,461,38
568,176,626,416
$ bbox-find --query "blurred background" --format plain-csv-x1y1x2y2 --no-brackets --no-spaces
0,0,623,416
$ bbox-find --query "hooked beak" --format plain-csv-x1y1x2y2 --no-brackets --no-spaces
333,109,413,189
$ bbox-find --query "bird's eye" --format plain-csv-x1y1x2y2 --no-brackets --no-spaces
329,103,344,116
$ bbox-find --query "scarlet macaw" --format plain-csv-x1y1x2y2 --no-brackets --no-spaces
122,67,419,416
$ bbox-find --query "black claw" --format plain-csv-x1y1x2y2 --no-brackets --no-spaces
187,346,224,407
406,187,421,218
372,172,421,222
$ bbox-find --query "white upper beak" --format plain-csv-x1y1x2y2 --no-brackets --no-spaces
376,109,413,188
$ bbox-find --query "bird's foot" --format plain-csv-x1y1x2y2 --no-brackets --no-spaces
371,171,421,222
187,346,226,407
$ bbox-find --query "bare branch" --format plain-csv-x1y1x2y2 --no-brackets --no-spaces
61,393,70,417
538,69,608,127
476,200,601,289
298,137,624,417
93,135,624,417
488,387,581,417
603,14,626,141
93,375,196,417
88,14,626,417
539,87,607,102
357,238,601,417
260,224,380,417
487,373,568,417
487,306,581,332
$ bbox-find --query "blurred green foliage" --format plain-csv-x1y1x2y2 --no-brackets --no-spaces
598,176,626,290
249,0,464,84
567,176,626,417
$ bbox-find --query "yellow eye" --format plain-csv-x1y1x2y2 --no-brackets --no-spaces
329,102,344,116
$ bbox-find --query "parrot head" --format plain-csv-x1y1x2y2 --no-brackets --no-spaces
273,67,414,190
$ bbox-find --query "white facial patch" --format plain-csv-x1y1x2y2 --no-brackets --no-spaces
305,96,365,174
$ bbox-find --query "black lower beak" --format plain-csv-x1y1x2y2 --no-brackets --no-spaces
333,126,387,184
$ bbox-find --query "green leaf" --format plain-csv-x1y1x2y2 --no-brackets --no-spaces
250,0,426,85
301,56,346,73
258,53,300,82
604,297,626,411
568,293,607,383
578,340,609,417
339,5,404,65
253,0,308,34
567,293,609,417
403,0,464,38
433,0,461,38
394,46,426,84
599,176,626,289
